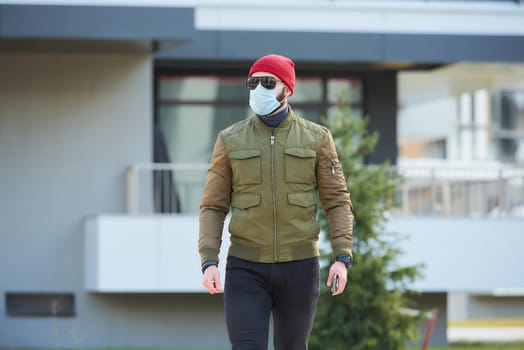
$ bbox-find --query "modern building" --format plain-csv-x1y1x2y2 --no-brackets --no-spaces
1,1,524,348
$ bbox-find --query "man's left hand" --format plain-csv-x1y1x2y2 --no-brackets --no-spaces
327,261,348,296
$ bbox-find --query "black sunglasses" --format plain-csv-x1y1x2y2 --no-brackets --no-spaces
245,76,282,90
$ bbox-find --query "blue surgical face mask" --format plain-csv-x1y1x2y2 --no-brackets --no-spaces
249,84,282,116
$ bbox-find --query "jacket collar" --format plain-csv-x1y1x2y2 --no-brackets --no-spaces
253,106,296,129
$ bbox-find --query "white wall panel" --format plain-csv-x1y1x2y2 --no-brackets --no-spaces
85,214,524,293
390,216,524,292
85,215,231,292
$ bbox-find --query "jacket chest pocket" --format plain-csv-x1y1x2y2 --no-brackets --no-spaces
284,148,317,184
229,149,262,185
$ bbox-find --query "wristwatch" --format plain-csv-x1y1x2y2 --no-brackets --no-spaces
335,255,352,268
201,260,218,274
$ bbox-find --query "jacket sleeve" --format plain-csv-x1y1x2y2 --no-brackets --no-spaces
317,130,354,259
198,133,232,264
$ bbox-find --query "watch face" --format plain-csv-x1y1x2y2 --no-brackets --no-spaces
336,256,352,267
338,256,348,261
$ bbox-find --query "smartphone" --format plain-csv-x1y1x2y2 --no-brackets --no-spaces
331,274,339,295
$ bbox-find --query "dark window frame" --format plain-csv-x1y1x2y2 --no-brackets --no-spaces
154,70,365,130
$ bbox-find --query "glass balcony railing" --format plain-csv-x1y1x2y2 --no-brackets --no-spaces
125,163,524,219
391,163,524,218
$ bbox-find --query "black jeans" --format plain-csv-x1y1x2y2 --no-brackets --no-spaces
224,256,320,350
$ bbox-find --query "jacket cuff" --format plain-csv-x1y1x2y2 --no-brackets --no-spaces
332,244,353,260
200,248,219,265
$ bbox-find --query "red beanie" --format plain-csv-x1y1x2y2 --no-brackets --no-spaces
249,54,295,95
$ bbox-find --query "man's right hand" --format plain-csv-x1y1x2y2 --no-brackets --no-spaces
202,265,223,294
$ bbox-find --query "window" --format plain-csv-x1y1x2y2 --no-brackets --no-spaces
492,90,524,163
154,74,362,213
5,293,75,317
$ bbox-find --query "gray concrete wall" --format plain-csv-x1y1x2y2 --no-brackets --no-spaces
65,294,227,348
448,292,524,321
0,52,210,348
449,291,469,320
467,296,524,319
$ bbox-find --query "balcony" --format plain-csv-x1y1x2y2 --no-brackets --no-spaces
84,161,524,293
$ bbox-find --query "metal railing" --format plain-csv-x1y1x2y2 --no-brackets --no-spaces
126,163,209,215
393,164,524,218
126,163,524,218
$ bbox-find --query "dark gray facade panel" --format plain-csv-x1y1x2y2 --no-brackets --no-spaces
157,30,524,64
217,31,383,62
365,72,398,165
0,5,194,40
156,30,383,62
384,34,524,63
155,29,220,60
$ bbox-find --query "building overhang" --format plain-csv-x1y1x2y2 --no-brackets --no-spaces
0,4,194,52
154,0,524,64
155,30,524,68
2,2,524,63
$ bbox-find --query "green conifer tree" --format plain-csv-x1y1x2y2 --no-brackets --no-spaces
309,91,425,350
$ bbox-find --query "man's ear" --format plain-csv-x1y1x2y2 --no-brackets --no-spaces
284,86,292,97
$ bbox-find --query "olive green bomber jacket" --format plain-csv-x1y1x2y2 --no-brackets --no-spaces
198,110,353,264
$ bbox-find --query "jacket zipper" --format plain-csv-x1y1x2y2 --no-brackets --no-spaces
329,159,337,176
270,130,278,261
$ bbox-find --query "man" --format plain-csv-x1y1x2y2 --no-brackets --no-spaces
198,53,353,350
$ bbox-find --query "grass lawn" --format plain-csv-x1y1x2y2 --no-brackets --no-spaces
201,346,524,350
163,348,524,350
423,348,524,350
161,346,524,350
